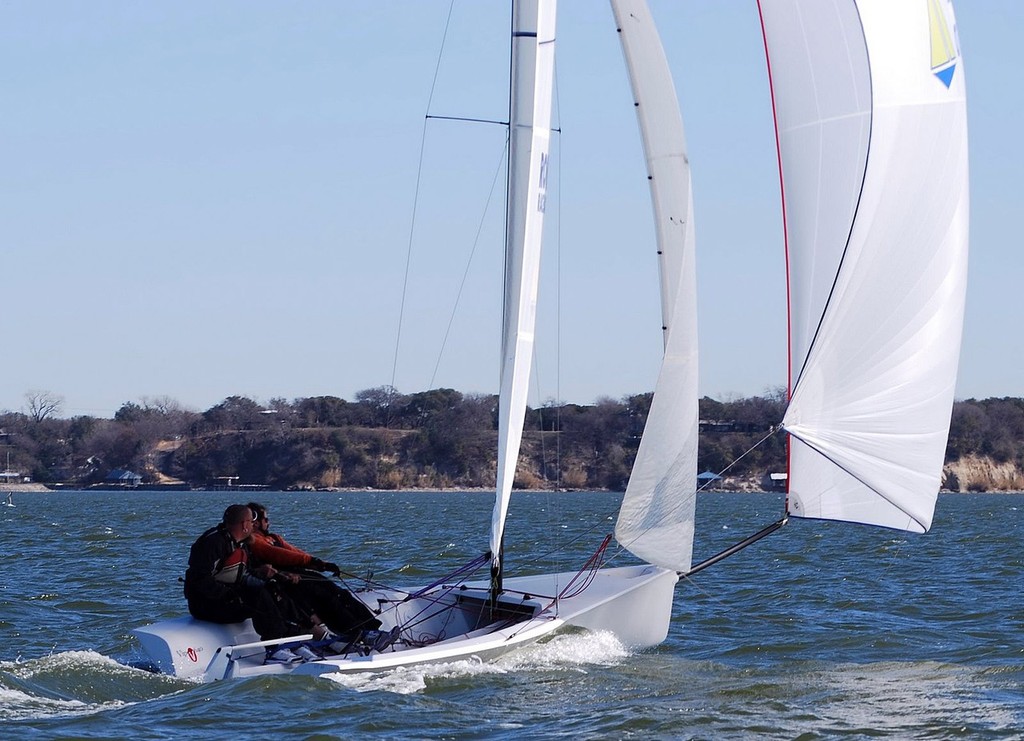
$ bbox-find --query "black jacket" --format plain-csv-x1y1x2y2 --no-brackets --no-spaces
183,524,249,607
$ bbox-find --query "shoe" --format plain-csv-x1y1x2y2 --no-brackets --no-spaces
266,647,302,664
293,645,320,661
371,626,401,653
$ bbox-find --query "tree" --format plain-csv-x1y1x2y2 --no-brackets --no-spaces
354,386,404,427
84,420,147,474
295,396,355,427
947,402,988,460
201,396,268,432
25,390,64,424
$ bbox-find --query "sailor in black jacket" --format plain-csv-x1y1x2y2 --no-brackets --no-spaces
183,503,296,640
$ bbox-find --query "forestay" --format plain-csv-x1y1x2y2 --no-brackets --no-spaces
491,0,558,564
611,0,699,572
759,0,969,532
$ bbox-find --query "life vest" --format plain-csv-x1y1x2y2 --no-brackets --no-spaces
214,545,248,585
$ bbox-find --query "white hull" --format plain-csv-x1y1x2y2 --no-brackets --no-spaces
133,564,677,682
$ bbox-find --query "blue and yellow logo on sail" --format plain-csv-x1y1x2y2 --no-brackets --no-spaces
928,0,958,88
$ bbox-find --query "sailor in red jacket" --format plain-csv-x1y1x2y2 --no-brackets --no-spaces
246,502,381,637
247,505,339,575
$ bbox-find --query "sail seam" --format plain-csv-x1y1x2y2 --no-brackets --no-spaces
788,2,873,399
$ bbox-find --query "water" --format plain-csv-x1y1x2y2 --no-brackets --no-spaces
1,490,1021,739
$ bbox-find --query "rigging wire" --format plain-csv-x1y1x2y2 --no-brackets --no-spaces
428,140,510,390
548,53,565,491
603,424,786,567
700,424,785,491
553,64,563,496
525,52,563,584
503,535,613,642
551,534,612,601
513,421,788,580
378,0,457,570
390,0,457,396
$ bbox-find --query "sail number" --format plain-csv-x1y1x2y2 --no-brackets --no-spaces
537,152,549,213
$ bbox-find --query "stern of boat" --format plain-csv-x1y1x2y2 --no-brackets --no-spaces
132,616,260,680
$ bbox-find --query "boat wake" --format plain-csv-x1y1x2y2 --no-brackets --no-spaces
810,660,1024,735
0,650,183,722
496,629,630,671
323,630,631,695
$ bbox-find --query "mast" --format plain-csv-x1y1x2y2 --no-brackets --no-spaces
490,0,557,602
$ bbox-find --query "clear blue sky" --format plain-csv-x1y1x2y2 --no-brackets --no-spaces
1,1,1019,418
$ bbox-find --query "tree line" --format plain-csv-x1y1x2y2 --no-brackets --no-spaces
1,389,1021,491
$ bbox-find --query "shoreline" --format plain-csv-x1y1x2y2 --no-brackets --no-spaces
4,482,1021,495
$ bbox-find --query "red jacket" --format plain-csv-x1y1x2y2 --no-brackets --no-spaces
248,529,315,570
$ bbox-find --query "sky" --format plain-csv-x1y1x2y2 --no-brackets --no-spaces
1,1,1020,418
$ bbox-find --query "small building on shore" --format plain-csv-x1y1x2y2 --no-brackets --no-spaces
105,469,143,488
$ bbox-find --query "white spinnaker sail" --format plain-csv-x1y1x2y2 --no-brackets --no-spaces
491,0,557,563
611,0,698,572
759,0,969,532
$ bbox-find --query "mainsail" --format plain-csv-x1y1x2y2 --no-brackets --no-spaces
759,0,969,532
611,0,699,572
491,0,558,565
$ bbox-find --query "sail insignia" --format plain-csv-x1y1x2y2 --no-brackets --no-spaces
928,0,958,88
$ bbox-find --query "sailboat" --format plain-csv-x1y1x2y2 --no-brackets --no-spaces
132,0,968,682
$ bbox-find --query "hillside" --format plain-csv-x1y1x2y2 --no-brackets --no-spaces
1,390,1021,492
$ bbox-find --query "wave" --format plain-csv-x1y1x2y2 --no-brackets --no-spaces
0,650,184,722
321,630,631,695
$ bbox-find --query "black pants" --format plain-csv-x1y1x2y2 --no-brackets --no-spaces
283,572,382,636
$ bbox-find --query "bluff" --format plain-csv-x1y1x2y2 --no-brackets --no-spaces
1,391,1021,492
944,455,1024,492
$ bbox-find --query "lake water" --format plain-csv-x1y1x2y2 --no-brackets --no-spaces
1,490,1021,739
